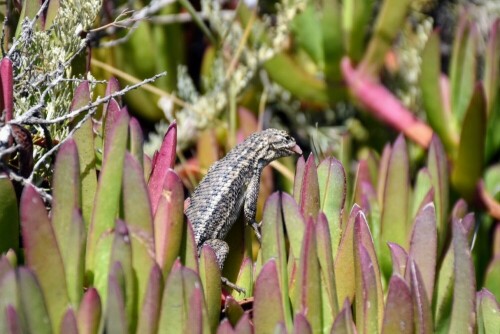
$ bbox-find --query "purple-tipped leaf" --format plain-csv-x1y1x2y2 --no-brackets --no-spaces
77,288,102,334
298,154,320,218
293,156,306,203
148,121,177,215
409,260,433,334
0,58,13,122
0,271,19,332
292,313,312,334
234,313,252,334
388,242,408,276
105,263,128,334
102,98,121,157
129,117,144,168
17,268,51,333
21,185,69,328
330,299,356,334
282,193,306,258
381,275,414,334
294,218,322,333
5,305,21,334
60,308,78,334
154,169,184,276
355,244,380,334
408,203,437,301
137,264,163,334
477,289,500,334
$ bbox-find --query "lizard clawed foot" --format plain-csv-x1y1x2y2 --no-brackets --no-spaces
221,277,246,294
251,222,262,244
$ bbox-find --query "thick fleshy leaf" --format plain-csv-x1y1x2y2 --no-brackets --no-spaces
224,296,244,327
355,244,380,334
427,136,449,255
335,204,361,305
77,288,102,334
109,220,135,331
0,271,19,332
71,81,97,226
381,135,410,277
0,58,14,122
294,218,322,333
261,192,292,330
232,256,254,300
105,263,127,334
485,21,500,161
52,139,84,305
408,203,437,301
137,264,163,334
17,268,51,334
388,242,408,277
253,259,285,334
158,265,204,332
187,285,210,334
234,313,252,334
316,213,339,318
148,121,177,215
298,154,320,219
354,211,384,328
485,256,500,299
5,305,22,334
331,299,356,334
122,153,155,307
155,169,184,276
180,220,199,272
60,308,78,334
293,156,306,203
128,117,144,168
86,111,129,301
449,18,478,123
449,219,476,333
317,157,346,256
282,192,306,259
409,260,433,334
433,245,454,331
451,84,487,201
199,245,222,332
292,313,312,334
21,185,69,329
477,289,500,334
411,168,433,220
377,144,392,205
102,98,121,157
0,176,19,254
382,275,413,334
217,319,234,334
420,31,457,152
358,0,411,76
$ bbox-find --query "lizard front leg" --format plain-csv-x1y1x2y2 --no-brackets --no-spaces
244,169,263,243
201,239,245,293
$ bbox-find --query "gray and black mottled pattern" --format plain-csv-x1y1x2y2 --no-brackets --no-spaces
185,128,302,270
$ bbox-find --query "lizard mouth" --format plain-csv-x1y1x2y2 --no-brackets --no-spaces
289,144,302,155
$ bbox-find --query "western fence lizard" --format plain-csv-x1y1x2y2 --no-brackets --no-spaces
185,128,302,289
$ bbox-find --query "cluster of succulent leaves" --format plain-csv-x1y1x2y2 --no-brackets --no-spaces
1,73,500,333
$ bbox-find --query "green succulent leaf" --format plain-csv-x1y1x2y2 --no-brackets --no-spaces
335,205,361,306
0,270,19,333
485,256,500,300
380,135,410,278
388,242,408,277
232,256,254,300
71,81,97,226
199,245,222,332
449,18,478,124
449,219,476,333
282,193,305,260
293,156,306,204
105,263,128,334
297,154,320,219
317,157,346,256
128,118,145,169
0,176,19,254
409,260,433,334
420,31,458,153
451,84,487,201
331,299,356,334
253,259,285,333
224,296,244,327
477,289,500,334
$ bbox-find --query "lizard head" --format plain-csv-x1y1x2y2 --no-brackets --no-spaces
261,128,302,160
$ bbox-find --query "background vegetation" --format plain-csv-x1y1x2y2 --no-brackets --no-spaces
0,0,499,332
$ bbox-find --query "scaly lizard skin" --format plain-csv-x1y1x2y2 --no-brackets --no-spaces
185,129,302,275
